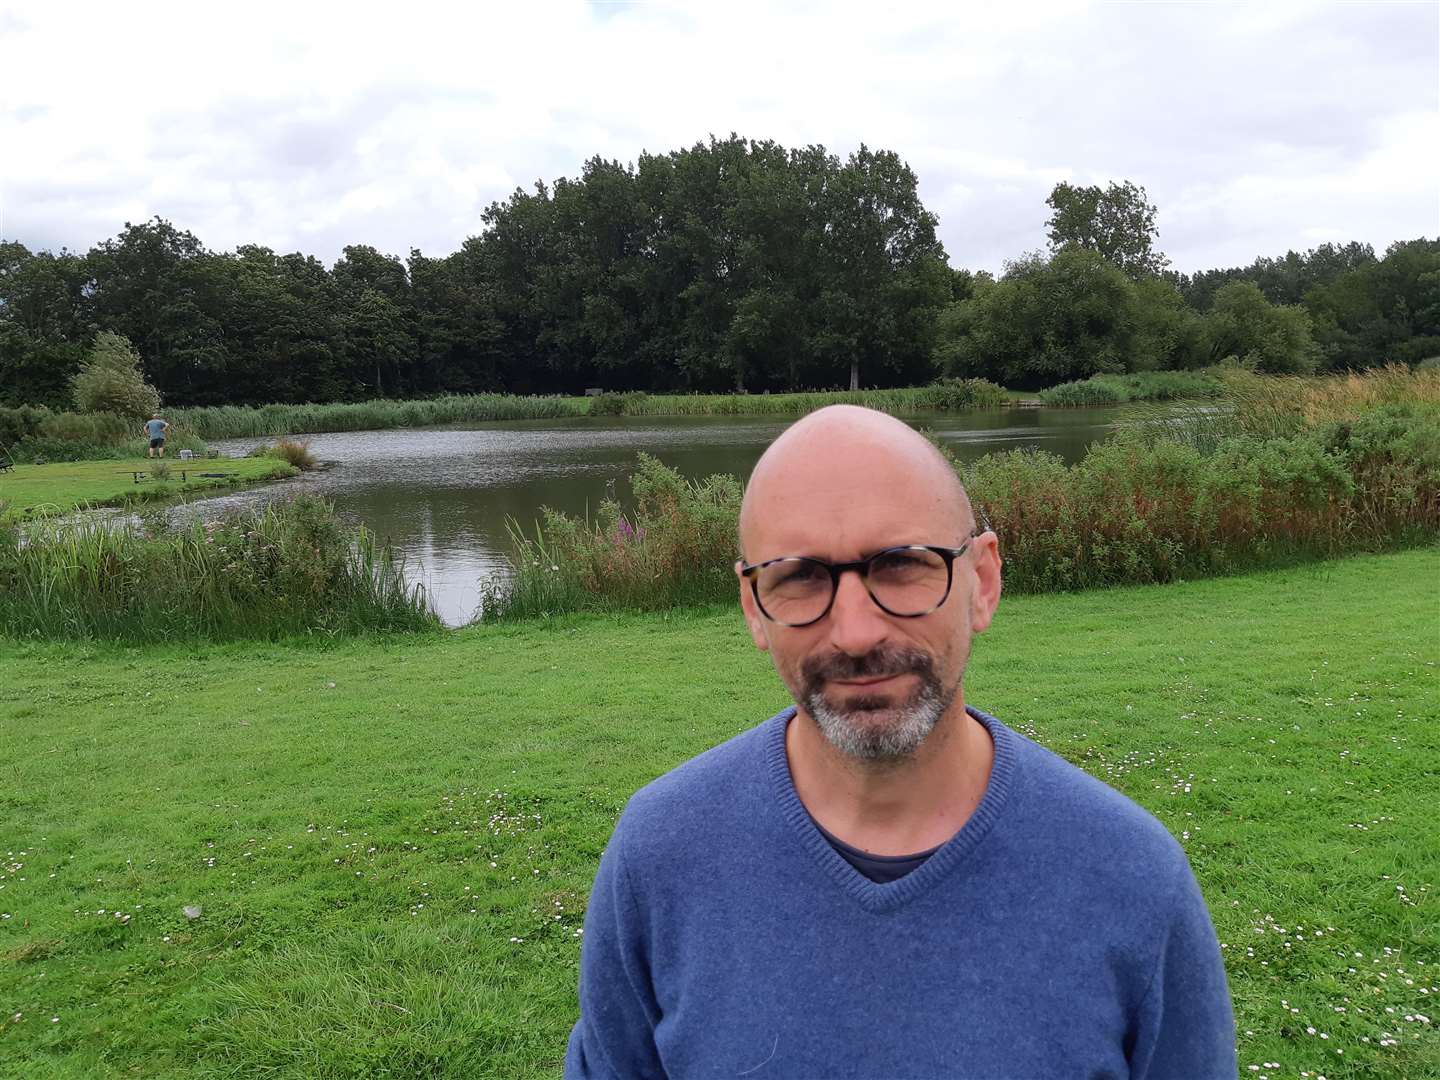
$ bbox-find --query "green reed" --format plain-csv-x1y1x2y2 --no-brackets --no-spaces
488,404,1440,617
0,495,438,641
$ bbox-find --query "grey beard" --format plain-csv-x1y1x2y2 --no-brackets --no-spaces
800,645,958,762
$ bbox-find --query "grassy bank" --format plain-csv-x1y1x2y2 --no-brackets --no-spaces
168,381,1013,439
1,550,1436,1078
0,457,299,520
489,401,1440,618
0,495,437,641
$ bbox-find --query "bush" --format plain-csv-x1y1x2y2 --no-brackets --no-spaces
484,454,741,618
249,438,318,470
1039,371,1223,407
914,377,1009,410
484,406,1440,616
0,495,437,641
0,405,48,449
71,332,162,418
1038,380,1126,407
588,391,650,416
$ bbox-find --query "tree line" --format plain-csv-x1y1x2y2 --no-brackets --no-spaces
2,135,1437,409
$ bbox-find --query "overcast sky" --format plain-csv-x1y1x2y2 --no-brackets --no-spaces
2,0,1436,274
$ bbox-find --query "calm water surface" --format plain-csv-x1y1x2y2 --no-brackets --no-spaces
197,409,1120,625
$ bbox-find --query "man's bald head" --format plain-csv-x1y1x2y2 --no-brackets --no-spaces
739,406,973,562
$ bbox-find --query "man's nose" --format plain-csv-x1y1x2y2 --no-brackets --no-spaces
825,568,890,656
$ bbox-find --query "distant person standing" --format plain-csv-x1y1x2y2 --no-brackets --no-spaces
144,413,170,458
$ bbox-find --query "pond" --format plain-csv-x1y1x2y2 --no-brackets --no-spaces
196,407,1121,626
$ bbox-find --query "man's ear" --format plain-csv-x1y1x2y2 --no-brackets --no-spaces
968,532,1003,635
736,561,771,652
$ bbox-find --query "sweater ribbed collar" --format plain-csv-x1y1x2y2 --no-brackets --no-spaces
764,704,1019,914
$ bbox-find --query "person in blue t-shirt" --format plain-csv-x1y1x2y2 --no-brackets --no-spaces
566,405,1236,1079
143,414,169,458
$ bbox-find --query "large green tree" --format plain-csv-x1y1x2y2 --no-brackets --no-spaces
1045,181,1167,279
1201,282,1320,373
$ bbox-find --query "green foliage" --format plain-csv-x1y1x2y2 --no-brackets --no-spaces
487,399,1440,616
0,495,436,640
0,407,208,463
588,390,650,416
485,454,742,618
936,248,1200,388
1037,380,1126,407
248,437,319,470
1,552,1436,1075
912,377,1009,410
70,331,162,417
1045,179,1168,279
174,394,589,438
0,403,48,448
1177,238,1439,374
1039,370,1223,406
1203,282,1321,373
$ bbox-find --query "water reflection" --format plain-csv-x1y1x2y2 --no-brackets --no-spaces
190,409,1118,626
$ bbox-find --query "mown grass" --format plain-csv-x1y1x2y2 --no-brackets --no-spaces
0,458,299,520
1,550,1436,1078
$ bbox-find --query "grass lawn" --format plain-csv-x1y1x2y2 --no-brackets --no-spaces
0,458,299,519
1,550,1436,1078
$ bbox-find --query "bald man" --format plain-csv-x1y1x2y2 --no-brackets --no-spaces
566,407,1235,1079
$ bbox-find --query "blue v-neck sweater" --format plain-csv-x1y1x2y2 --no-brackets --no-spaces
566,708,1236,1079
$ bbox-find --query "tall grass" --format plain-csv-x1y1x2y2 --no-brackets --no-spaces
172,395,591,439
622,379,1010,417
0,495,437,641
482,454,742,618
247,437,319,470
1038,370,1224,407
1219,363,1440,436
486,404,1440,617
170,381,1012,439
0,406,210,463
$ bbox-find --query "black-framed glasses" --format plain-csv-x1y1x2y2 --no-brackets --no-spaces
739,527,987,628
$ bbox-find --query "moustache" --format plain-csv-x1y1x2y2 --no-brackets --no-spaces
801,644,936,688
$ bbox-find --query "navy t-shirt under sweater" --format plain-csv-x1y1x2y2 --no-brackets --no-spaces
566,707,1236,1079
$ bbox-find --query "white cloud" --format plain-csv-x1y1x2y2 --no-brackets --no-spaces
1,0,1434,271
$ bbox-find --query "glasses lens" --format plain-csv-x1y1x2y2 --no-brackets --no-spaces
866,548,950,615
755,558,833,625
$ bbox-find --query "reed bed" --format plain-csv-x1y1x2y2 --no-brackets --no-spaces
1220,364,1440,436
171,381,1011,439
0,406,210,463
0,495,437,641
1039,370,1224,407
171,395,592,439
620,379,1011,417
487,403,1440,618
482,454,742,619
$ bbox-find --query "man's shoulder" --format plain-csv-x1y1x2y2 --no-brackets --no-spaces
991,712,1193,888
614,708,787,851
